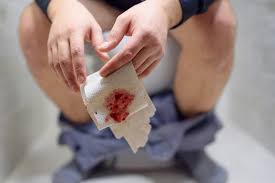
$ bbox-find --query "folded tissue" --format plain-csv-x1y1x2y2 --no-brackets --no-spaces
80,63,156,153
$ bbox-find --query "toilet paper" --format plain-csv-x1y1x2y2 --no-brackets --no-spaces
80,63,156,152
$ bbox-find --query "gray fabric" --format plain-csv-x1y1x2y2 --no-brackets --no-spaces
52,160,83,183
58,90,222,172
175,151,228,183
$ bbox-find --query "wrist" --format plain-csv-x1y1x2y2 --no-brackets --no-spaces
149,0,182,29
48,0,60,20
48,0,77,21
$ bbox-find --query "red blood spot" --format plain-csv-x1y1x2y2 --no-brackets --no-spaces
104,89,134,123
105,115,110,122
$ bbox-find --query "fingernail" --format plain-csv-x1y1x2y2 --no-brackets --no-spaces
78,75,85,83
103,53,110,59
96,51,110,61
99,70,107,77
98,42,110,50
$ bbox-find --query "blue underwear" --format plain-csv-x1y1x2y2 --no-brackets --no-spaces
104,0,141,11
58,90,222,172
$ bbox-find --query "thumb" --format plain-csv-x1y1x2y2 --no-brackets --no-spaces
98,15,130,52
90,23,110,61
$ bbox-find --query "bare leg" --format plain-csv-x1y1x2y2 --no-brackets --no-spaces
19,0,120,122
170,2,236,182
19,0,236,121
170,0,236,116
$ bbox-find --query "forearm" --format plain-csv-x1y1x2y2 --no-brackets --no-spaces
150,0,182,29
148,0,215,29
47,0,61,20
48,0,78,20
35,0,77,21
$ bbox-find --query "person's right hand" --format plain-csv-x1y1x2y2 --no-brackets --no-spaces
47,0,109,92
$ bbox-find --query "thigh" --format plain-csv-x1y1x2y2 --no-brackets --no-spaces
170,0,236,115
171,0,236,51
79,0,122,31
19,0,121,122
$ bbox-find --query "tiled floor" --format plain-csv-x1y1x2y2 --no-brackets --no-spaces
4,121,275,183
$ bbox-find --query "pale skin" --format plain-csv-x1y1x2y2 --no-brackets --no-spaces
19,0,236,122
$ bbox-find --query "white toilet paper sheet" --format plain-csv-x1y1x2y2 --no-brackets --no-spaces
80,63,156,152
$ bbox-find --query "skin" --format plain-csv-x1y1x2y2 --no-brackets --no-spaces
18,0,236,122
47,0,110,92
97,0,182,78
47,0,181,91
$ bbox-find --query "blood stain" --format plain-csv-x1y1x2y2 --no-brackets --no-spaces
104,89,134,123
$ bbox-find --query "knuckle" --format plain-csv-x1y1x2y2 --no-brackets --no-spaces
48,60,54,68
53,61,59,68
123,50,133,60
74,61,83,73
66,26,77,35
55,34,63,42
52,32,70,43
66,73,75,83
47,39,56,49
59,57,69,66
140,27,155,40
71,46,83,57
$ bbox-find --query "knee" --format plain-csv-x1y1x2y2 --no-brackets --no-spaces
212,9,237,48
18,3,49,68
19,4,39,54
205,9,237,70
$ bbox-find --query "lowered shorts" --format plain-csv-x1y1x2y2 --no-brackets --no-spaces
104,0,142,11
58,90,222,172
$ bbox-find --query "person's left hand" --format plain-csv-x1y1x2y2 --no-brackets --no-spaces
98,0,170,78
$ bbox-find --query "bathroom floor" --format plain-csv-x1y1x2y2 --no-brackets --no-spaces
4,120,275,183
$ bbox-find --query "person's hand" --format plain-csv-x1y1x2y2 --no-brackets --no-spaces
47,0,109,92
98,0,176,78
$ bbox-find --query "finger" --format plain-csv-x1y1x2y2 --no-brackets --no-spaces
98,14,131,52
138,60,160,79
99,35,145,77
56,64,70,88
89,23,110,61
49,44,68,87
132,47,157,69
136,56,156,75
58,39,78,91
69,32,87,87
52,43,70,86
50,44,58,73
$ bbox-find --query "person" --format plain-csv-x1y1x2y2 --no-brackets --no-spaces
18,0,236,183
